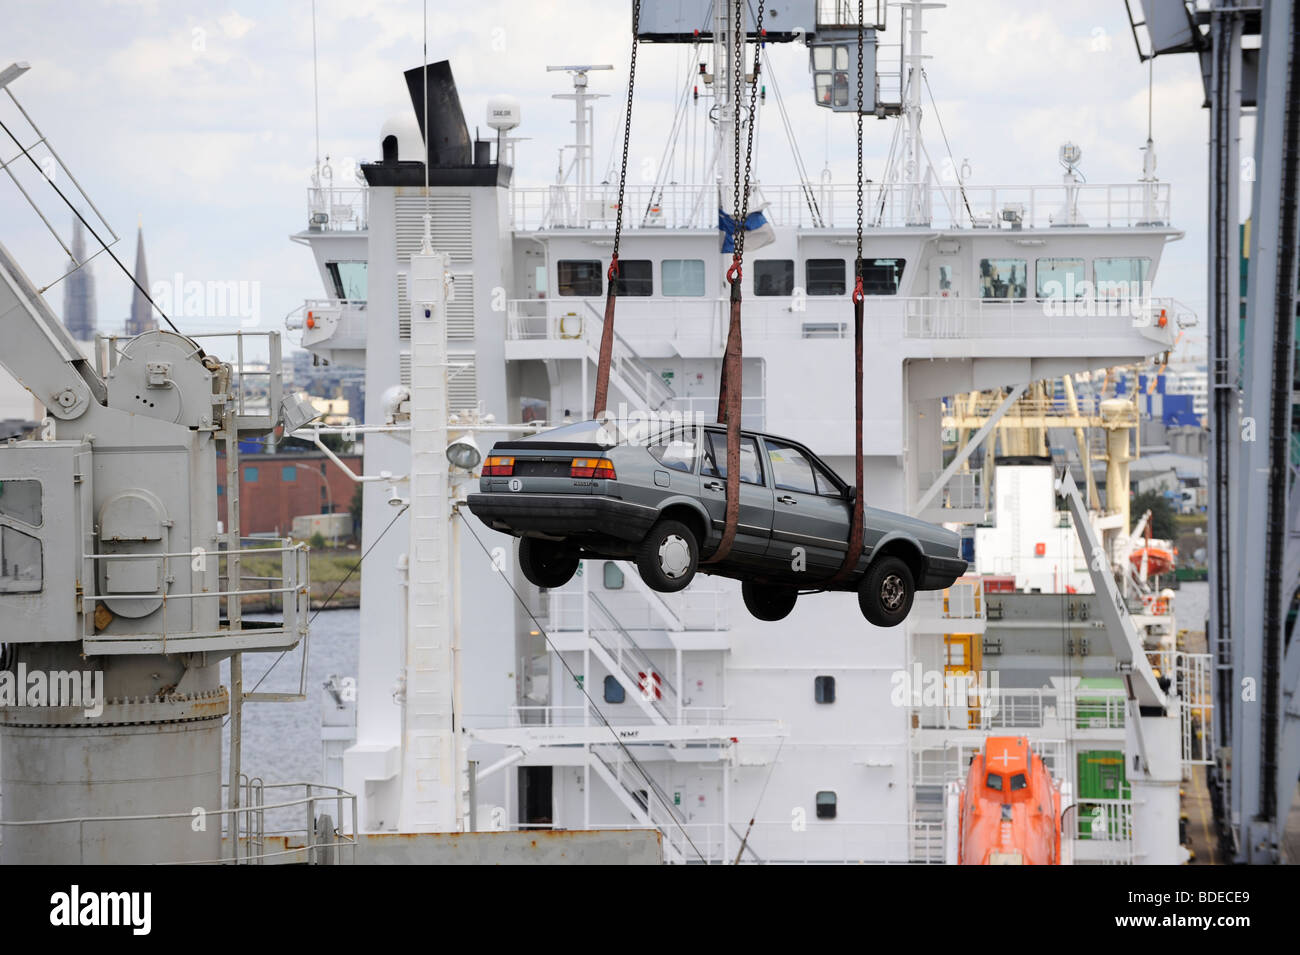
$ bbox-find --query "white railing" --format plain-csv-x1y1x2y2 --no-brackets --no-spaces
903,295,1187,340
542,578,730,633
510,181,1172,232
307,186,368,232
506,704,735,727
911,686,1127,732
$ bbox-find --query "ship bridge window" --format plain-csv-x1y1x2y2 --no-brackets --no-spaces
979,258,1028,300
754,259,794,296
326,261,368,302
0,525,42,594
612,259,653,296
662,259,706,296
1094,257,1151,301
0,479,42,527
557,260,603,296
986,772,1004,791
806,258,846,296
1010,772,1029,791
816,790,838,819
1036,257,1086,300
861,257,906,295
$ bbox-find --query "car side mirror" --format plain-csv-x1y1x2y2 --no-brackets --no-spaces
846,486,857,503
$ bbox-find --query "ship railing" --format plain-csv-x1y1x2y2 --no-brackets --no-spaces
541,578,730,633
632,820,947,864
910,686,1128,732
78,539,311,659
1152,649,1215,765
589,743,692,863
589,591,678,720
0,781,357,864
918,469,984,512
306,185,368,232
1068,797,1135,863
903,294,1189,340
506,705,735,727
511,181,1172,232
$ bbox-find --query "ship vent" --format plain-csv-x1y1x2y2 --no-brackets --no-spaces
399,271,475,341
397,351,479,411
396,195,472,262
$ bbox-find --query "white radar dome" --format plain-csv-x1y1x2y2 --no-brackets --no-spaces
487,95,521,132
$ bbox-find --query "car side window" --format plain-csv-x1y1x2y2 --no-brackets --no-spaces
702,432,763,486
811,458,846,498
764,440,817,493
649,430,698,473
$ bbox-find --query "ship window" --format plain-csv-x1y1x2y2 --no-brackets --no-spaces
814,675,836,704
1094,257,1151,300
806,258,846,296
326,261,368,302
754,259,794,296
986,772,1004,791
1010,772,1029,791
603,562,624,589
861,258,906,295
649,431,698,473
1036,257,1086,299
243,466,259,483
702,432,763,486
816,791,837,819
765,439,818,493
662,259,706,296
603,675,625,704
534,264,547,296
0,479,42,527
557,260,603,296
979,258,1028,300
282,465,297,482
0,525,42,594
612,259,653,297
813,47,833,71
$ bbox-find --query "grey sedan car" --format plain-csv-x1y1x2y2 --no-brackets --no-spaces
466,420,967,626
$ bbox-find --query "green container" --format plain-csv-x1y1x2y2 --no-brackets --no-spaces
1075,679,1125,729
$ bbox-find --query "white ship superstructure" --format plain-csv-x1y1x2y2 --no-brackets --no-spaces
292,1,1208,863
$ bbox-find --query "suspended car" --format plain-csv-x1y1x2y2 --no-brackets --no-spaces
466,420,967,626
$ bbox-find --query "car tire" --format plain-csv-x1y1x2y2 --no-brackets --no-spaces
518,537,579,589
858,556,915,627
741,581,798,622
635,519,698,593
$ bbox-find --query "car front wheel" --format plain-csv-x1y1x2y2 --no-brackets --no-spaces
518,537,579,588
858,555,915,627
636,519,698,592
742,581,798,622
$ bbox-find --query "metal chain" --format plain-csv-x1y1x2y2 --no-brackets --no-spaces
610,0,641,279
731,0,744,233
854,0,864,299
733,0,766,264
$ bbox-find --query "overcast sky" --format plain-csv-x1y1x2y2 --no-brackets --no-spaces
1,1,1227,365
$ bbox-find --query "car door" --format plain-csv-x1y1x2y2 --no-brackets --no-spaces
761,438,852,574
699,429,773,566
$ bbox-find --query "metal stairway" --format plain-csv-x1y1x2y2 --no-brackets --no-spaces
587,592,678,726
588,743,693,864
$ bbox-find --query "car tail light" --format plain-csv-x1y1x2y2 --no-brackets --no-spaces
483,455,515,476
570,457,616,479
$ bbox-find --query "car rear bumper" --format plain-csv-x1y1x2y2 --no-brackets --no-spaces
466,492,657,542
920,555,968,590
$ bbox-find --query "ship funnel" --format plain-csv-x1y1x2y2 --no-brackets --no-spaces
404,60,472,167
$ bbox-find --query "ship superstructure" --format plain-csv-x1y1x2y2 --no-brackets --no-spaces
291,1,1209,863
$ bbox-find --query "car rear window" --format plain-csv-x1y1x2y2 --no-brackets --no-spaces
649,431,698,473
517,420,619,446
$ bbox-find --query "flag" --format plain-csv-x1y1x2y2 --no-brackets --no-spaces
718,205,775,253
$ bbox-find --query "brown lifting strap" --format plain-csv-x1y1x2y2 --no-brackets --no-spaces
824,1,868,586
703,0,765,565
591,0,641,419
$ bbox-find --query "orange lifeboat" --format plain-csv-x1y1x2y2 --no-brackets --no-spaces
1130,546,1176,577
958,736,1062,865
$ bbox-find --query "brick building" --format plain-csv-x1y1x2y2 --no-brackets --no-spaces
216,451,361,538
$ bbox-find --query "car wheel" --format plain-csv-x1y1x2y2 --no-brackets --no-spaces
858,556,915,627
518,537,579,589
741,580,798,622
635,519,698,593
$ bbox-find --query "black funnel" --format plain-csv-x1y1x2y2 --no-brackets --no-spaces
404,61,472,167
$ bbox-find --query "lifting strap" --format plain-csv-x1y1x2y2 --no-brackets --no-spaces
591,0,642,419
823,1,867,586
705,0,765,565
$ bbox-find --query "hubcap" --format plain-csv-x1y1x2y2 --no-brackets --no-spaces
881,574,905,611
658,534,692,578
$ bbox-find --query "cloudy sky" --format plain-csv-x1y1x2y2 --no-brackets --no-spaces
1,1,1226,364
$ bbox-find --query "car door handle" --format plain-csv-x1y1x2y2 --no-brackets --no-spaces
777,495,798,505
704,481,724,491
